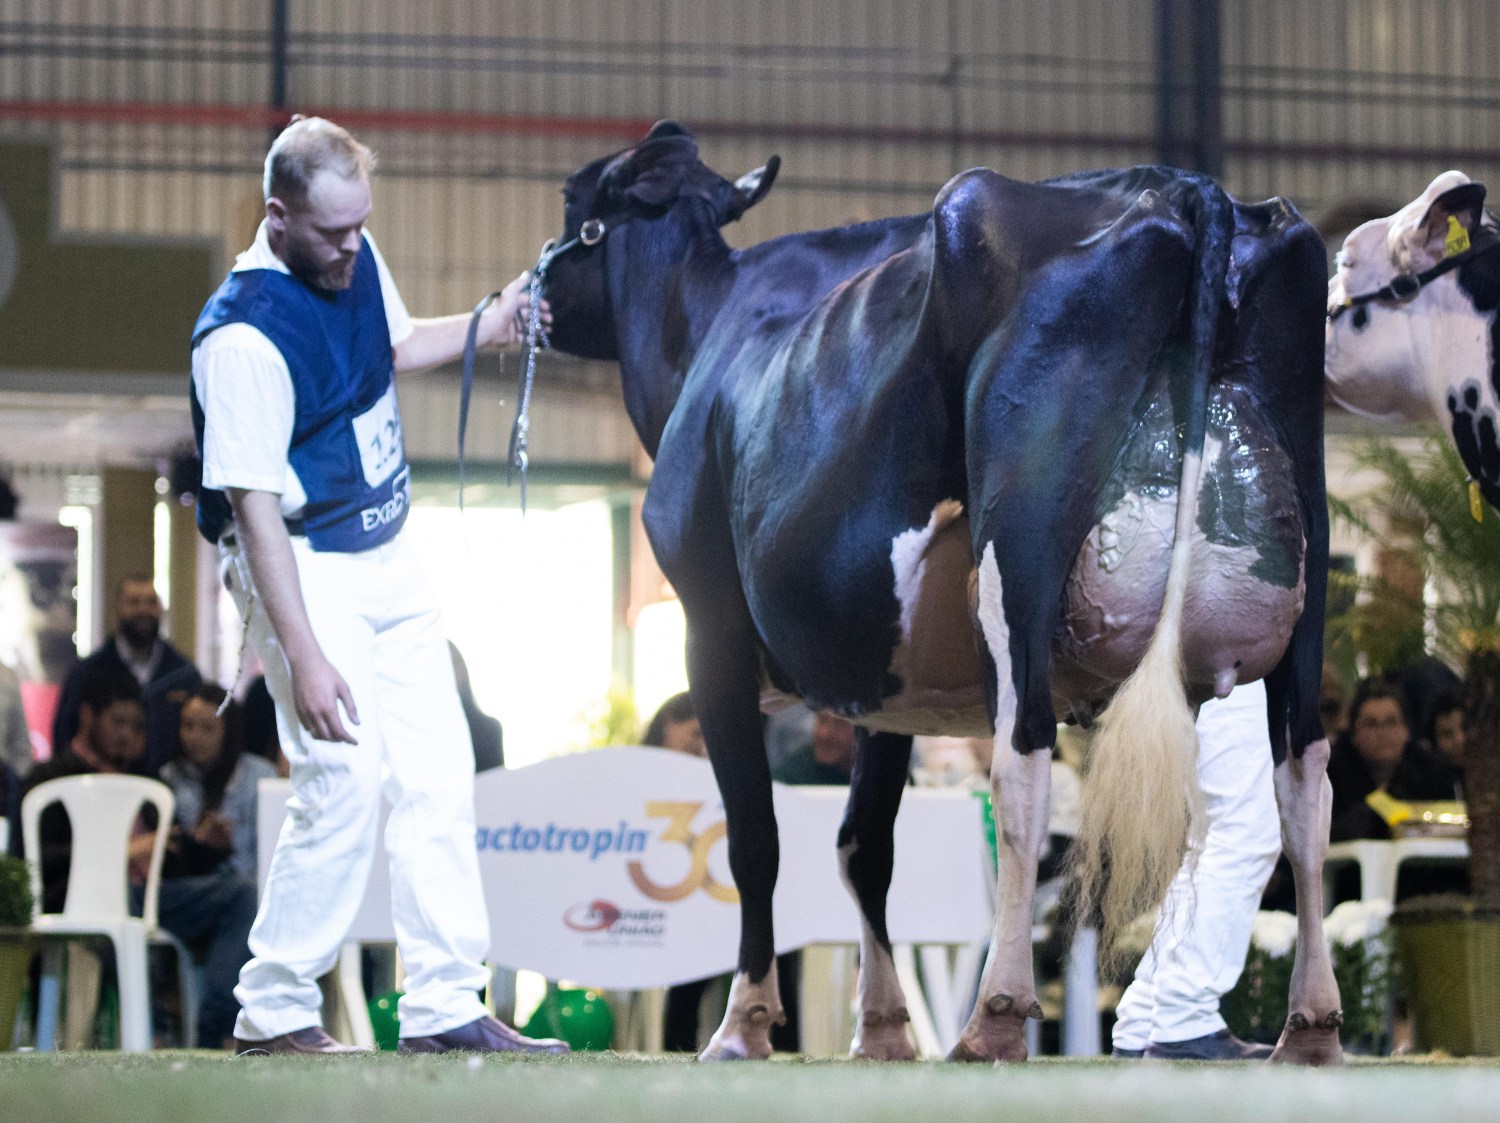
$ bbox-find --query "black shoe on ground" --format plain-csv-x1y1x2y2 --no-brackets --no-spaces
1111,1045,1146,1059
396,1015,571,1056
233,1025,373,1055
1145,1029,1273,1061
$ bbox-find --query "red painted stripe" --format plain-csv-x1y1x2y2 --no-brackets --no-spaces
0,100,658,140
0,98,1495,165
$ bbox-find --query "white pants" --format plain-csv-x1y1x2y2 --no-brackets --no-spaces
226,531,491,1040
1111,679,1281,1049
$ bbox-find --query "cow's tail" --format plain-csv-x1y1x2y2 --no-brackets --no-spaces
1069,176,1234,967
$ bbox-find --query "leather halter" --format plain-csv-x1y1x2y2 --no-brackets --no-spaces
1329,233,1500,323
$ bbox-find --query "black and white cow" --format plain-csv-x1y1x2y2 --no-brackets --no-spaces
1326,171,1500,508
542,122,1339,1064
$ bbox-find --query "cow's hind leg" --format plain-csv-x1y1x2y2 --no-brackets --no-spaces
950,741,1050,1062
950,543,1049,1063
1269,737,1344,1065
837,729,916,1060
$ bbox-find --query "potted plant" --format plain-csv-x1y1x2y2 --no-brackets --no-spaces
0,852,35,1050
1222,905,1394,1052
1333,432,1500,1055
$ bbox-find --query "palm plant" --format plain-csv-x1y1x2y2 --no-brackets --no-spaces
1331,431,1500,907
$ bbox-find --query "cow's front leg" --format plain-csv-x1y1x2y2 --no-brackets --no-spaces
1269,737,1344,1065
681,608,784,1061
837,729,916,1060
950,740,1050,1062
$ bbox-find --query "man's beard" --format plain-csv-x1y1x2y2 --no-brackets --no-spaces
118,615,159,650
283,237,357,292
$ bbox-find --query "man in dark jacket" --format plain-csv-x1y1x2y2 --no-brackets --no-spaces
51,575,199,772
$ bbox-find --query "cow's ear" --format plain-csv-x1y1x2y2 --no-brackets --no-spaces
599,135,699,210
722,155,780,223
1412,179,1487,269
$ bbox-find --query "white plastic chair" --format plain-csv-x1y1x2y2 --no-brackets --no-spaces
21,774,199,1051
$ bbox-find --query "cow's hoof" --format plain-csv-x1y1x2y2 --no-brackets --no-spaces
851,1008,916,1061
697,1002,782,1062
946,994,1039,1063
1268,1010,1344,1066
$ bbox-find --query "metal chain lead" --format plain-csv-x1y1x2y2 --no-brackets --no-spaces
507,255,552,514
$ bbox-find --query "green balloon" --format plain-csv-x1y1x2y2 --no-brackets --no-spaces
367,990,402,1052
523,986,614,1051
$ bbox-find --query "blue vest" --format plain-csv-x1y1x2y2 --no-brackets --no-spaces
190,237,410,552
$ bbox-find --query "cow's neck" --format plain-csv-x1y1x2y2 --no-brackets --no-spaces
610,207,734,456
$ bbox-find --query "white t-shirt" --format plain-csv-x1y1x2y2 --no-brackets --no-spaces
192,222,415,519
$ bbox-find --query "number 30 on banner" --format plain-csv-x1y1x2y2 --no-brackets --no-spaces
627,800,739,904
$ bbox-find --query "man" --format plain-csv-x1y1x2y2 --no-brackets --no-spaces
191,117,564,1056
52,576,199,772
768,711,857,1052
1111,680,1282,1060
772,711,856,786
25,665,257,1047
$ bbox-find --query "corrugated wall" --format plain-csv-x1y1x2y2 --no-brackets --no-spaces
3,1,1499,468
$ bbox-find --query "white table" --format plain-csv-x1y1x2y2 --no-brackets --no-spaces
1322,837,1469,906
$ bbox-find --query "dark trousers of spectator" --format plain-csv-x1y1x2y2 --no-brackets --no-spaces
135,869,257,1047
663,975,718,1053
769,951,800,1054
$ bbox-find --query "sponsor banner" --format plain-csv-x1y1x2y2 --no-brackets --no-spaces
257,746,991,989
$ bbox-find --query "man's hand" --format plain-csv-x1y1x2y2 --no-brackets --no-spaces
392,271,554,372
483,270,553,347
289,649,361,745
193,812,235,851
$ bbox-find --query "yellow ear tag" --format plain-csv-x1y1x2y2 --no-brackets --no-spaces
1446,214,1472,258
1470,477,1484,522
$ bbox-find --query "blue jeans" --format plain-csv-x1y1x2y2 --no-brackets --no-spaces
135,869,258,1047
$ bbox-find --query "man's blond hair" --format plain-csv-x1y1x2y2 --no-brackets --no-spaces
263,117,375,206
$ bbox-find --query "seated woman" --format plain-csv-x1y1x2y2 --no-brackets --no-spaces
644,693,720,1052
159,683,276,878
1422,686,1468,800
1327,676,1465,899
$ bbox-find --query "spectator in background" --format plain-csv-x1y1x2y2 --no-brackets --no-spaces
1399,655,1462,756
643,692,719,1052
24,666,257,1047
1423,686,1467,799
240,674,282,770
1327,676,1464,901
1321,663,1351,744
763,705,814,772
1,759,20,856
769,712,856,1052
450,643,503,772
159,683,276,879
0,658,32,779
1329,677,1455,843
52,576,200,774
643,691,703,758
772,712,855,786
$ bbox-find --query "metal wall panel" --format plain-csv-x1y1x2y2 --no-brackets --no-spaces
5,0,1500,472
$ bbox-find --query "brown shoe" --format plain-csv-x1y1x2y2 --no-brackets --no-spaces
233,1025,374,1055
397,1015,570,1055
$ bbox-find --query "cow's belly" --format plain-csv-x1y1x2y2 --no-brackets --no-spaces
760,499,992,738
759,384,1304,735
1055,384,1306,704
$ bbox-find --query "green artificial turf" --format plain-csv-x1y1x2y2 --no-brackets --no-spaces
4,1052,1500,1123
